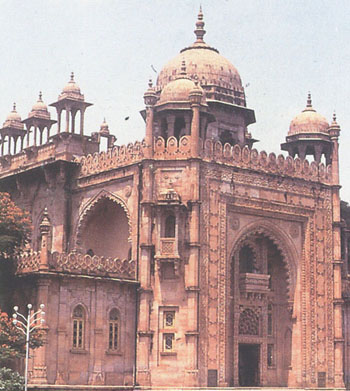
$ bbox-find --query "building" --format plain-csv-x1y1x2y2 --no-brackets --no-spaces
0,8,349,389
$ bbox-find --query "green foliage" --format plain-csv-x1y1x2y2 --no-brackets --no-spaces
0,367,24,391
0,193,31,258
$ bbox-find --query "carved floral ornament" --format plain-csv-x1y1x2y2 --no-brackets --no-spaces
75,190,132,248
230,221,298,300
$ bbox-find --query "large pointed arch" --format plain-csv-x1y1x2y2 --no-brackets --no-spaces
74,190,132,251
229,219,299,301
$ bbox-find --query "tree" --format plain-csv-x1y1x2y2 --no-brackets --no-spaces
0,193,36,391
0,310,44,391
0,192,31,314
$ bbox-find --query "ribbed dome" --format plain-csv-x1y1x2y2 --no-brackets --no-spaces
289,94,329,136
157,8,245,107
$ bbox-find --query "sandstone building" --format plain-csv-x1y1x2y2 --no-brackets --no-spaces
1,9,349,389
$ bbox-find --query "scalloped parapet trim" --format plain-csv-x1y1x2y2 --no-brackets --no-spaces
75,140,146,177
16,250,136,280
76,136,333,184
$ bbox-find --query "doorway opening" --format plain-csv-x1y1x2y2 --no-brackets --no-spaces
239,344,260,386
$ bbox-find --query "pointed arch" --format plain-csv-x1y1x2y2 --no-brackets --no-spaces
229,219,298,300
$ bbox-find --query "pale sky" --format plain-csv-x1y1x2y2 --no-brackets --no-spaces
1,0,350,199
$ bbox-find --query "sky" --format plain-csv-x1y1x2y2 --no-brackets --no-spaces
1,0,350,199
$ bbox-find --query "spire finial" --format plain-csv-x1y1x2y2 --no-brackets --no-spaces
38,91,43,101
70,72,74,82
307,92,312,108
194,6,206,43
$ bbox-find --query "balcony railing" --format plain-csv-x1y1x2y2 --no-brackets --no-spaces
16,250,136,280
239,272,270,293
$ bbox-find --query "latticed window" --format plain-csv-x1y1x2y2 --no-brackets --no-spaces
164,311,175,328
267,304,273,336
239,308,259,335
163,333,174,351
72,305,85,349
267,344,274,367
109,308,119,350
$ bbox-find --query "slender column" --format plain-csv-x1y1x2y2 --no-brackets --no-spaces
26,126,30,147
1,136,4,155
57,109,62,133
143,80,157,158
65,108,70,133
8,136,11,155
34,126,37,146
71,110,77,134
80,109,85,135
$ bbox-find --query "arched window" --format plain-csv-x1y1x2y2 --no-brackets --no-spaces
239,245,256,273
72,305,85,349
109,308,119,350
164,215,176,238
174,116,186,141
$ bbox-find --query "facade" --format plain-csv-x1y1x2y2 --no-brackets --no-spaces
0,9,349,389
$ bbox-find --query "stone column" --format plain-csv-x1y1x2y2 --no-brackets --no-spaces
31,278,50,384
143,80,157,159
189,83,203,158
39,208,51,272
329,118,344,388
57,109,62,133
65,108,70,133
137,161,154,386
80,109,85,135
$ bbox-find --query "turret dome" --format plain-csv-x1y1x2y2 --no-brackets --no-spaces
59,72,84,101
29,92,50,119
289,93,329,136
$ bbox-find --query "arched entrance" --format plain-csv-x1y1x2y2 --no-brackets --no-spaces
230,228,294,387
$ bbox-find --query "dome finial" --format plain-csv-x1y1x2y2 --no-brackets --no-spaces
194,6,206,43
307,92,312,108
333,111,337,123
148,78,153,88
70,72,74,82
38,91,43,102
13,103,16,112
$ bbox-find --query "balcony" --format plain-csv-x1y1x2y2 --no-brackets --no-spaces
239,273,270,293
16,249,136,280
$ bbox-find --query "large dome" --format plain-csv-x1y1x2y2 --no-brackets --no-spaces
156,9,246,107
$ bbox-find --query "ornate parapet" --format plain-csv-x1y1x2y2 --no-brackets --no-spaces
76,140,146,177
16,250,136,280
74,136,333,185
202,140,333,185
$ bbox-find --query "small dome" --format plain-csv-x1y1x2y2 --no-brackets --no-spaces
289,94,329,136
99,118,109,135
3,103,24,129
6,103,21,122
29,92,50,119
59,72,84,101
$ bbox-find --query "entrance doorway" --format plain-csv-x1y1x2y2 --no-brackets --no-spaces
239,344,260,386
